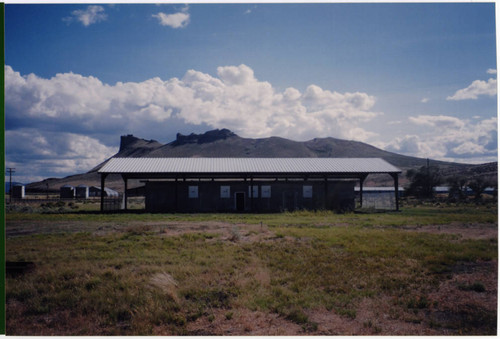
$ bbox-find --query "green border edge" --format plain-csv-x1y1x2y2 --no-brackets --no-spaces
1,2,5,335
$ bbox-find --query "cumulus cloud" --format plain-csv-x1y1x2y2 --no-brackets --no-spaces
6,64,381,141
152,5,190,28
409,115,465,129
384,114,497,162
5,129,117,183
447,78,497,100
487,68,497,74
63,5,107,27
5,64,383,180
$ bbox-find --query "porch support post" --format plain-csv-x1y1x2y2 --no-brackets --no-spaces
391,173,400,211
175,176,179,212
324,176,328,209
359,174,368,209
250,176,253,212
100,173,108,212
122,175,128,211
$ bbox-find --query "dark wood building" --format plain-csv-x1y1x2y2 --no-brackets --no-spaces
98,158,401,212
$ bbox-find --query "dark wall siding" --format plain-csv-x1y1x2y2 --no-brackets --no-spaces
145,180,355,213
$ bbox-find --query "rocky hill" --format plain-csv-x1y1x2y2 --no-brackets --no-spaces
27,129,497,192
91,129,463,169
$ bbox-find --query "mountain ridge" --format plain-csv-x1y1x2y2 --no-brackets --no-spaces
27,129,497,192
99,128,466,169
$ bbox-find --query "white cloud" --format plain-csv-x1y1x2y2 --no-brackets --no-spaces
5,63,381,181
244,5,257,14
383,114,497,163
451,142,486,156
7,63,496,181
447,78,497,100
6,129,117,182
487,68,497,74
152,6,190,28
63,5,107,27
409,115,465,129
420,97,429,103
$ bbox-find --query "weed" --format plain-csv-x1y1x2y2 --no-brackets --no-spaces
458,282,486,292
182,288,235,309
302,321,318,332
230,225,241,242
85,277,101,291
407,296,430,310
150,272,179,303
336,307,357,319
125,225,154,235
285,307,309,324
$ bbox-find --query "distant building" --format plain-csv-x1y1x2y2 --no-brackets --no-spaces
12,184,25,199
75,185,89,199
434,186,496,196
89,186,119,197
60,185,75,199
98,157,402,212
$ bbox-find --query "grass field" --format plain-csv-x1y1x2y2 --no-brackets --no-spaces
5,203,498,335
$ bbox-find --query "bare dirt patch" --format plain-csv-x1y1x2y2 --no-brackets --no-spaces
7,300,106,335
185,308,303,335
426,260,497,335
305,261,498,335
306,301,440,335
402,222,497,240
137,221,277,243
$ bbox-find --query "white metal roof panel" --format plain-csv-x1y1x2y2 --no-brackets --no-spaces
99,157,401,174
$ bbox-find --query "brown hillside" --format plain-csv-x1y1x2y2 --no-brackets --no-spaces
26,129,496,192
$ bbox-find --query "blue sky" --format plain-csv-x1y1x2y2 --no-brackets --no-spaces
5,2,498,183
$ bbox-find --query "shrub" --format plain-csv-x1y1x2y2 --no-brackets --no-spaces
458,282,486,293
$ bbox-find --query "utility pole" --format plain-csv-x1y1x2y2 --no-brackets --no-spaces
7,168,15,203
426,158,431,198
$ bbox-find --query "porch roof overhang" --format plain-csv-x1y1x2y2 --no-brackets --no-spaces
98,157,402,180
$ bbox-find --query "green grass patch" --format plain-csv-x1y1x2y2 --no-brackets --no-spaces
5,205,498,335
7,204,497,227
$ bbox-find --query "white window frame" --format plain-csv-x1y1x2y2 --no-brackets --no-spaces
248,185,259,198
220,185,230,198
188,186,198,198
303,185,313,198
261,185,271,198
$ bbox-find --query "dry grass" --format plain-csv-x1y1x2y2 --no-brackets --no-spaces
5,204,497,335
150,272,180,304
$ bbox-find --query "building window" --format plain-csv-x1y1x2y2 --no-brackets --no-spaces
220,186,230,198
261,185,271,198
188,186,198,198
303,185,313,198
248,185,259,198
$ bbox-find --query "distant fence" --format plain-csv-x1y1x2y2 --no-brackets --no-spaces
7,196,110,203
6,195,124,211
356,192,397,209
102,197,123,211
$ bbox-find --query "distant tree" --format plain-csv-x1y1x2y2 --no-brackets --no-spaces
446,175,467,202
405,165,442,199
467,177,491,202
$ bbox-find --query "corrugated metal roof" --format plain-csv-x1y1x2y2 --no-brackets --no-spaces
99,158,401,174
